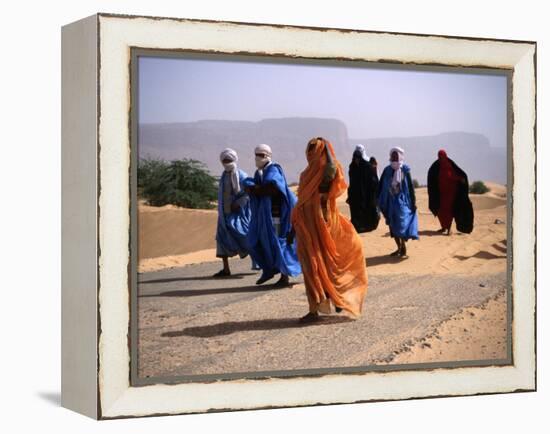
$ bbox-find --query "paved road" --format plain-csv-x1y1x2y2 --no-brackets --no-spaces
137,259,506,379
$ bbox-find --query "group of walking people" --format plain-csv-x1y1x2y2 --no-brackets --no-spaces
214,138,473,323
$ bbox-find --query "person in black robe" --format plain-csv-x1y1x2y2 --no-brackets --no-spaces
427,150,474,234
369,156,379,178
346,149,380,233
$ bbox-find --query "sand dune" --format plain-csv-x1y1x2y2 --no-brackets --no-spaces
139,183,507,277
353,186,507,277
139,204,217,260
483,181,507,198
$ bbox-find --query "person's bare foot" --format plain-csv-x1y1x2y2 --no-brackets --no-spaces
299,312,320,323
400,243,409,259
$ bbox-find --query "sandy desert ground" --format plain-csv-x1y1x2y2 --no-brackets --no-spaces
137,182,509,379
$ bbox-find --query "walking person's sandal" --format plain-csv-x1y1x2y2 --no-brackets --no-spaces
299,312,320,323
212,269,231,278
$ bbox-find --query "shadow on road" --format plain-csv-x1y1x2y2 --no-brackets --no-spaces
163,315,353,338
140,284,289,298
365,254,405,267
455,251,506,261
139,272,257,285
418,229,444,237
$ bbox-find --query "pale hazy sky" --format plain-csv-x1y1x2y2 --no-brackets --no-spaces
138,55,508,147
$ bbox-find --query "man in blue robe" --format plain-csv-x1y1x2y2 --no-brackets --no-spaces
244,144,302,287
214,148,252,277
378,147,419,258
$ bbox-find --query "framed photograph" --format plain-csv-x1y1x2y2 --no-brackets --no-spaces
61,13,536,419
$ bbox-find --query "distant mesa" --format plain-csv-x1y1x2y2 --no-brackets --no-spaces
139,118,506,184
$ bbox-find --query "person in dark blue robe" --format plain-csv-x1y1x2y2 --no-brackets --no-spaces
378,147,419,258
213,148,252,277
243,144,301,287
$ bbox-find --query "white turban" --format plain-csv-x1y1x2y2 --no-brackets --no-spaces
354,144,369,161
254,144,272,169
255,144,272,156
389,147,405,191
389,147,404,161
220,148,238,163
220,148,240,193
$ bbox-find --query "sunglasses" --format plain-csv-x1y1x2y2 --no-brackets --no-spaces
255,153,268,158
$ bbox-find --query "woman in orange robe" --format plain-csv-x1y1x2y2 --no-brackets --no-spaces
291,137,368,323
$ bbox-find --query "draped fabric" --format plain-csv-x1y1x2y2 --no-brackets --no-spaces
347,157,380,233
378,164,419,240
291,139,368,318
436,151,459,230
216,169,252,258
427,153,474,233
243,163,302,277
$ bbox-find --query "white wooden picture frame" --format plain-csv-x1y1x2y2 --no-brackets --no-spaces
61,13,536,419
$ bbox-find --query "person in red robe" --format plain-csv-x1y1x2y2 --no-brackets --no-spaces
427,150,473,235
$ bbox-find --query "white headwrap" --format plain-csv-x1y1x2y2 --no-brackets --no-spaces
254,144,272,169
389,147,405,191
354,144,369,161
220,148,240,193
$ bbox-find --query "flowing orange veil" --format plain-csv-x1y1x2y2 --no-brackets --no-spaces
292,138,367,317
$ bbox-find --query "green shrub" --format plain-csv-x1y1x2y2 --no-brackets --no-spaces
469,180,490,194
138,157,218,209
137,157,167,191
412,179,420,188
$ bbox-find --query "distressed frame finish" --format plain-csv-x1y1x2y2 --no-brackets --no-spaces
61,13,536,419
129,50,515,386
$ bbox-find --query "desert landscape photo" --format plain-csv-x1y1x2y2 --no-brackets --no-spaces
133,54,510,381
